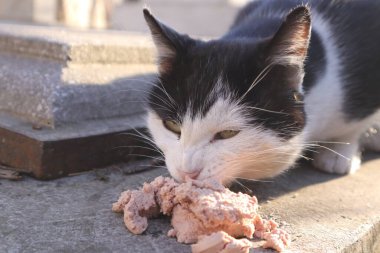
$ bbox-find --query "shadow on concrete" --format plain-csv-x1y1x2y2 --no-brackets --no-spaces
55,72,156,124
230,152,380,202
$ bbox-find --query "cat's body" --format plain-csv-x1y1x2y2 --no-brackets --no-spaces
230,0,380,174
144,0,380,184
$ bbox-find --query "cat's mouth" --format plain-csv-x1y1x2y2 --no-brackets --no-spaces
193,173,227,185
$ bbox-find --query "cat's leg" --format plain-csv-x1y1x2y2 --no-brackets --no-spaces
312,136,362,174
360,124,380,152
311,113,380,174
314,122,380,174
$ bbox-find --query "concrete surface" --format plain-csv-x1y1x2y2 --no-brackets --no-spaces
0,23,156,127
0,0,57,24
0,111,145,142
0,23,155,63
1,154,380,253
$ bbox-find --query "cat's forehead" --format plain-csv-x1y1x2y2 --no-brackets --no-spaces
180,97,248,144
183,97,246,131
153,67,232,122
151,43,262,121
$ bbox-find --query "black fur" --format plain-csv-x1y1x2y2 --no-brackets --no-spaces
145,0,380,141
232,0,380,120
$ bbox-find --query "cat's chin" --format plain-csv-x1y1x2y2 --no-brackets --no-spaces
169,171,227,185
193,174,231,186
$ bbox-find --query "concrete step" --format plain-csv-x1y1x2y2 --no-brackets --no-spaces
0,23,158,179
0,23,156,127
0,112,155,179
0,154,379,252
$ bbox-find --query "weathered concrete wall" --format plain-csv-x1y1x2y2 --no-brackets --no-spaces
0,0,34,22
0,0,109,28
112,0,241,37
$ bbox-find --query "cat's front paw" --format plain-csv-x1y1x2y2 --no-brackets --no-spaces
312,144,361,174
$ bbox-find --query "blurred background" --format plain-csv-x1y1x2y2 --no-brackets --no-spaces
0,0,251,37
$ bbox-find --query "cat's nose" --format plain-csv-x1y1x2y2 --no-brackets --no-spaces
179,170,201,180
186,171,201,179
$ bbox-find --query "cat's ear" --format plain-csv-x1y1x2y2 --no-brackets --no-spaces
268,6,311,66
265,6,311,89
143,9,190,74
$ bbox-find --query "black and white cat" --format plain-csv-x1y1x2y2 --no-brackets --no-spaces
144,0,380,184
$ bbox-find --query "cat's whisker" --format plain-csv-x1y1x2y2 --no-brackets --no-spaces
230,160,295,166
302,148,318,153
301,143,350,160
310,144,350,160
220,167,275,183
239,150,314,161
108,86,175,110
298,154,313,160
121,77,177,107
238,63,274,102
135,164,167,169
117,132,155,144
116,132,162,153
125,138,159,151
110,99,173,113
306,141,351,145
125,88,177,110
112,145,164,156
233,176,273,183
156,78,177,106
93,85,172,110
230,179,254,193
246,106,289,115
127,153,165,161
224,174,272,183
118,127,154,142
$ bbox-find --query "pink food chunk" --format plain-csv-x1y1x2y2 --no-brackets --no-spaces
112,176,176,234
170,180,259,243
262,228,291,252
112,176,290,252
191,231,252,253
254,216,291,252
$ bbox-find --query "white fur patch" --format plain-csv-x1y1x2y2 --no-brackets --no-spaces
147,94,304,184
304,14,378,142
304,13,346,142
304,13,380,174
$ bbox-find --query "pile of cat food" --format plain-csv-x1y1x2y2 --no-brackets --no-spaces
112,176,290,253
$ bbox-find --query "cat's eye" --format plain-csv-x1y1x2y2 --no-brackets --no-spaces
163,120,181,135
214,130,240,140
293,92,304,102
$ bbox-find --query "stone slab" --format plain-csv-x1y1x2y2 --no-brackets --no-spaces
0,112,158,179
0,23,157,127
233,154,380,253
0,23,156,64
0,154,379,252
0,50,156,126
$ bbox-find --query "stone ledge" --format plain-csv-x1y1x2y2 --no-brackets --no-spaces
0,23,156,64
237,155,380,253
0,23,158,127
0,112,155,179
0,23,159,178
0,154,379,252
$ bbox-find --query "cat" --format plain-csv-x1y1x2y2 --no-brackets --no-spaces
143,0,380,184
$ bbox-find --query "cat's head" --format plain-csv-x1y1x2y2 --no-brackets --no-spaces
144,7,311,184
